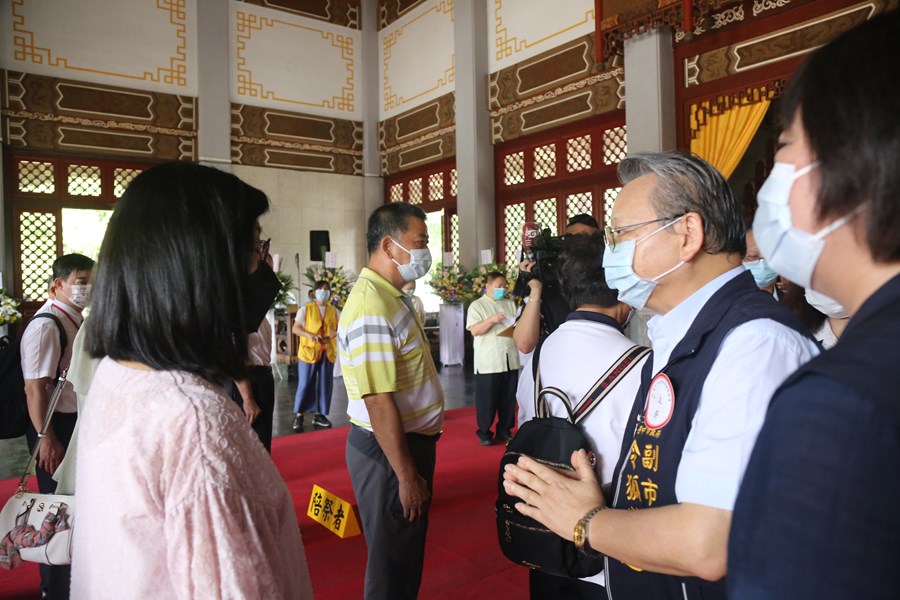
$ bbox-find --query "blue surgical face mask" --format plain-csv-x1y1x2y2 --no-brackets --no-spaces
390,238,433,282
753,162,863,290
492,288,506,300
743,258,778,288
602,216,686,310
315,289,331,303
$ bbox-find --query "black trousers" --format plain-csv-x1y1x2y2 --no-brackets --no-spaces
229,365,275,453
25,411,77,600
474,369,518,441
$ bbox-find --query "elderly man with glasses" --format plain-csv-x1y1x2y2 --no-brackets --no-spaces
503,151,819,600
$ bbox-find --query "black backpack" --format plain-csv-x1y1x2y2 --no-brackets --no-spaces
0,313,68,439
495,344,649,578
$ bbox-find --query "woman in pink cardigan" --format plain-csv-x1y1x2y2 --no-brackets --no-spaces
71,163,313,599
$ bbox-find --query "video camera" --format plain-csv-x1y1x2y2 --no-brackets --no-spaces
518,222,565,286
530,229,565,284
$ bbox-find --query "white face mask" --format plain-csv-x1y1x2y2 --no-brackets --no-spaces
804,288,850,319
753,162,863,290
314,289,331,303
66,284,92,309
390,238,432,282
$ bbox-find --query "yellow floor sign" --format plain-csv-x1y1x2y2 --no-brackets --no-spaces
307,484,361,538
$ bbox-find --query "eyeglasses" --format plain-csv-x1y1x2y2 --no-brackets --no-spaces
604,215,685,250
254,238,271,261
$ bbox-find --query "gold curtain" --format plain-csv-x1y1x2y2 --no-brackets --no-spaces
690,99,770,179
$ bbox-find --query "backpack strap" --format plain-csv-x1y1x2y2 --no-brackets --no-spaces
572,345,650,425
532,335,545,418
536,386,575,422
29,313,68,383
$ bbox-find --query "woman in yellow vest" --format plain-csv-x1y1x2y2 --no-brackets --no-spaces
291,281,340,432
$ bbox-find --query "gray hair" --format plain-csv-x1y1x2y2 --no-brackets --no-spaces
617,151,746,256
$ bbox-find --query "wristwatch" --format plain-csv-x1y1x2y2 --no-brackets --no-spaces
573,504,606,555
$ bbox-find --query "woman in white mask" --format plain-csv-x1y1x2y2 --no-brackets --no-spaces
729,11,900,600
803,287,848,349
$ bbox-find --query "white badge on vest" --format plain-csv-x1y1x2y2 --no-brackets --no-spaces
644,373,675,430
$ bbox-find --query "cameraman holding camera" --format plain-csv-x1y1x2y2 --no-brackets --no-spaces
513,214,599,356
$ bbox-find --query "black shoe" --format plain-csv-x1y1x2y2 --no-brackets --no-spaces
479,437,494,446
497,432,514,442
292,414,304,433
313,414,332,429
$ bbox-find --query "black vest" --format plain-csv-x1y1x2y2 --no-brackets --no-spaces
605,270,814,600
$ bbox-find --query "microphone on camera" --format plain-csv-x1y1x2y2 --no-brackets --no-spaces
522,222,540,260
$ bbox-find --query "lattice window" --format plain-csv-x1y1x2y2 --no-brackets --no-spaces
604,187,621,225
408,178,423,204
603,126,628,165
67,165,102,197
18,161,55,194
534,197,559,235
19,212,58,301
450,213,460,263
566,135,592,172
503,152,525,186
533,144,557,180
503,203,526,266
450,168,458,196
428,173,444,202
565,192,593,221
389,183,404,202
114,168,142,198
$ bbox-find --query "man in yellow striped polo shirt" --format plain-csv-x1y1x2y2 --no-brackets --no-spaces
339,202,444,600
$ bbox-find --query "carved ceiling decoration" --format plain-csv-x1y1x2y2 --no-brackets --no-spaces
489,33,624,144
1,70,196,161
682,1,895,89
689,81,784,139
231,103,362,175
597,0,822,61
380,91,455,175
238,0,361,29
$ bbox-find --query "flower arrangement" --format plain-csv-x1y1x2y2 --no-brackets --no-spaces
0,290,22,326
272,271,297,309
427,263,476,304
469,262,518,298
304,264,357,309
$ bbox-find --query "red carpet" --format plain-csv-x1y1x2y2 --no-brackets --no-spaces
0,407,528,599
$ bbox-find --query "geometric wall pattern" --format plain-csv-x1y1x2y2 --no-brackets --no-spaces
490,0,596,74
380,92,455,176
379,0,428,29
489,33,624,144
232,1,361,120
1,70,197,161
1,0,197,96
682,1,888,88
239,0,362,29
380,0,454,120
231,103,363,175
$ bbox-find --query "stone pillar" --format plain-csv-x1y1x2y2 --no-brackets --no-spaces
623,28,677,345
453,0,495,270
623,28,677,153
361,0,384,223
196,0,232,171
